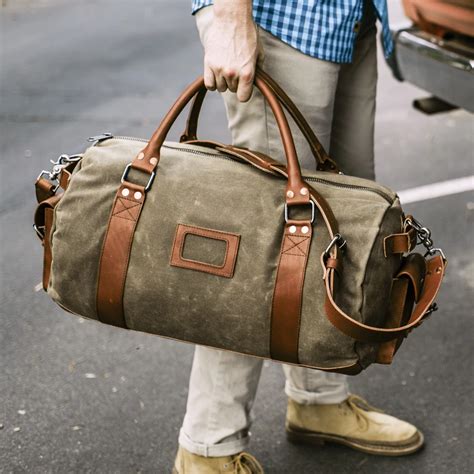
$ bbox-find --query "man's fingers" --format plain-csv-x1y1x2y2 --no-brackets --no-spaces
204,64,256,100
236,68,255,102
215,71,228,93
224,69,238,93
204,64,216,91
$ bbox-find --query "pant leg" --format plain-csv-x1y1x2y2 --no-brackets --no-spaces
282,366,349,405
179,346,264,457
191,7,350,440
329,2,378,180
282,5,378,405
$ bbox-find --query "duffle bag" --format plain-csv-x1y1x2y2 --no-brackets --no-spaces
34,70,447,374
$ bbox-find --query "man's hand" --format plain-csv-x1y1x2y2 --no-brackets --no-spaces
202,0,262,102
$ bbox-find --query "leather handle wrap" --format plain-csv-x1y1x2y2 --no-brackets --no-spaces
323,255,446,343
181,68,340,173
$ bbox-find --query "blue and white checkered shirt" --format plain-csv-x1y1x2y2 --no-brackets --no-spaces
192,0,393,63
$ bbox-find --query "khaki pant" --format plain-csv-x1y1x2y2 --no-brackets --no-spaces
179,4,378,457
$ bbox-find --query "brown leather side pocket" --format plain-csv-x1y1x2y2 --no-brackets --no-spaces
170,224,240,278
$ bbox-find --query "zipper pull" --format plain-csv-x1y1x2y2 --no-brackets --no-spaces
87,133,113,146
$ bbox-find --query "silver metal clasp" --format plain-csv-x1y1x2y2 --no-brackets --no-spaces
121,163,156,192
404,217,446,261
424,302,438,317
33,224,45,240
37,153,83,187
323,233,347,258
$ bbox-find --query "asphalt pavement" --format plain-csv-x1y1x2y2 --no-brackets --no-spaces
1,1,473,473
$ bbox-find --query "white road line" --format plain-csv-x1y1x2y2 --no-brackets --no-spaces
397,175,474,204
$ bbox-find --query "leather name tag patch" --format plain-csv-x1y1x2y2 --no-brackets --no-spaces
170,224,240,278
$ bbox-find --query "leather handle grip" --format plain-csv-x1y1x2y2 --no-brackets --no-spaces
323,255,446,343
134,71,315,206
181,68,340,173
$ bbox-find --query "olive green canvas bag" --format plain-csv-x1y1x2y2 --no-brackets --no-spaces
34,70,446,374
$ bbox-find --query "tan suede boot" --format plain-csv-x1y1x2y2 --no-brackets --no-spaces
286,394,424,456
172,446,264,474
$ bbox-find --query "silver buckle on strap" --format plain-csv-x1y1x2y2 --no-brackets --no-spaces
284,200,316,224
323,233,347,258
121,163,156,192
404,217,446,261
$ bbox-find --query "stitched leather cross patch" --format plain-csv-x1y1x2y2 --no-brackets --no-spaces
282,234,310,257
112,197,141,221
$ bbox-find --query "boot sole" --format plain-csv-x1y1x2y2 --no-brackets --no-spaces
286,423,424,457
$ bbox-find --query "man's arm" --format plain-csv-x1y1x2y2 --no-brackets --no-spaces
202,0,261,102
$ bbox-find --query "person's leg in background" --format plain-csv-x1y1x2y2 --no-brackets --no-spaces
329,0,378,180
179,347,263,457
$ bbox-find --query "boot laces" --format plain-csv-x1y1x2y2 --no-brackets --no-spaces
229,452,264,474
346,394,385,428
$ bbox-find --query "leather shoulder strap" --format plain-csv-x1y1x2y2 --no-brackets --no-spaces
323,254,446,343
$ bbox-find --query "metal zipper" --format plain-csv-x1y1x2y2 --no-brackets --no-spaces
91,134,394,203
304,177,393,203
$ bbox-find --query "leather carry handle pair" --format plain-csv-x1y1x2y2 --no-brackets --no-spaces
180,68,340,173
134,70,339,234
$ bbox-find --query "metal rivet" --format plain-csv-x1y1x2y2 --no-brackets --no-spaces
436,267,442,274
121,188,130,197
149,157,158,166
301,226,309,234
300,187,309,196
289,225,297,234
286,190,294,198
137,152,144,160
134,191,142,200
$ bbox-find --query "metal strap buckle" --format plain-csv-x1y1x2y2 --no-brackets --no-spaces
36,153,83,188
405,217,446,261
33,224,45,240
423,302,438,320
284,200,315,223
425,247,447,261
323,233,347,258
121,163,156,192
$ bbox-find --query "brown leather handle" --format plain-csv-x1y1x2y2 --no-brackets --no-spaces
323,255,446,343
181,68,340,173
132,71,319,207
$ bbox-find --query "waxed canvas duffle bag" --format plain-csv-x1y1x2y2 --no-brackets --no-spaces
34,70,447,374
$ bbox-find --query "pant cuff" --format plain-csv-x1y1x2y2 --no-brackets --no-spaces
284,380,350,405
178,428,250,457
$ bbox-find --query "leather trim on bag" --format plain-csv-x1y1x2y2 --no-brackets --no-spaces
170,224,241,278
383,232,417,257
376,278,412,364
43,207,54,291
35,177,57,203
96,182,146,328
270,221,313,363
